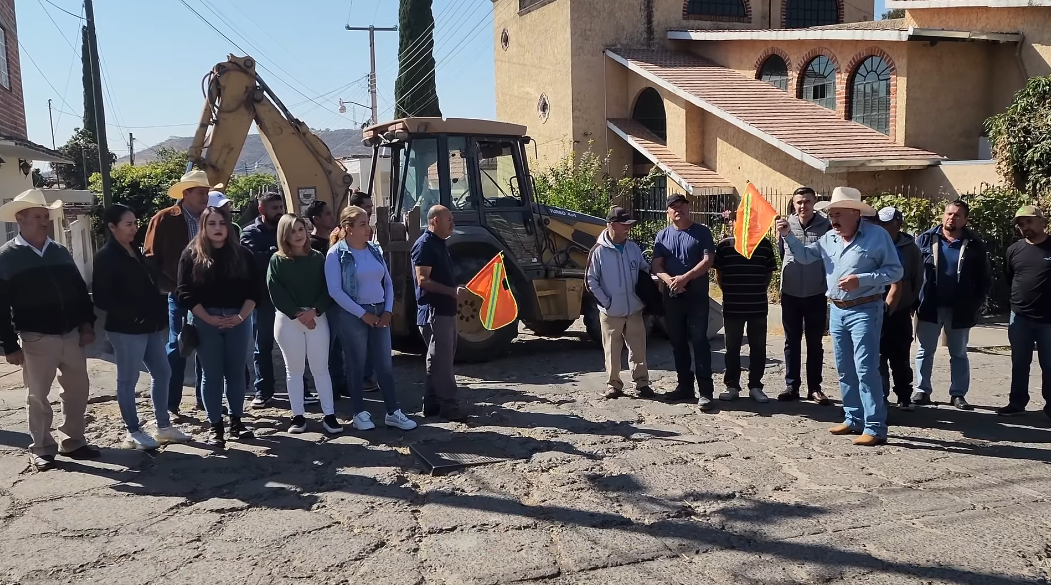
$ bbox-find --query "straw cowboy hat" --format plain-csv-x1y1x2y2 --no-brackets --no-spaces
168,169,223,200
813,187,875,217
0,189,63,223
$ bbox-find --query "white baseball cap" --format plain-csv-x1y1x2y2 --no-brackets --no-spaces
877,206,903,223
208,191,232,208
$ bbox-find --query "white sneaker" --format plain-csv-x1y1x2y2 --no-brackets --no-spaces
152,426,191,445
384,409,418,431
749,387,770,403
122,431,159,451
352,411,376,431
719,387,740,401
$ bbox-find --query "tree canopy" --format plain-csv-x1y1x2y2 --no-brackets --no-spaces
395,0,442,118
986,75,1051,196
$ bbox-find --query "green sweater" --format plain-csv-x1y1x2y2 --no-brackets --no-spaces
266,251,333,320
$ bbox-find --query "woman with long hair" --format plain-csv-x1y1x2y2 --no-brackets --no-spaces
325,205,417,431
93,204,191,450
176,206,259,447
268,214,341,434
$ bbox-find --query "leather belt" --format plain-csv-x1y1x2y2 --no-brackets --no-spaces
831,294,883,309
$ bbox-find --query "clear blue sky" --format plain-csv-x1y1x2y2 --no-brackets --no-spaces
18,0,499,157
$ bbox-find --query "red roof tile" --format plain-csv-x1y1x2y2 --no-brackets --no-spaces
606,48,943,171
606,118,733,194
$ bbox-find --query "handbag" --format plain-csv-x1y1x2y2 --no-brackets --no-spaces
178,316,199,358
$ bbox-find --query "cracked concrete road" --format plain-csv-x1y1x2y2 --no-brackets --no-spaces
0,317,1048,585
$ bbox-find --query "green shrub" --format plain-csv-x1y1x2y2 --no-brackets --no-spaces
533,142,660,220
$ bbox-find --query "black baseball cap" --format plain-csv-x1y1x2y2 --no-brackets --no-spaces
606,207,636,224
666,194,689,208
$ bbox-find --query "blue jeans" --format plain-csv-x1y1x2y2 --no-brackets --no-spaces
193,308,252,424
338,304,399,415
915,306,971,397
166,294,203,412
663,292,714,395
109,330,171,432
1007,312,1051,410
829,301,887,438
252,306,277,400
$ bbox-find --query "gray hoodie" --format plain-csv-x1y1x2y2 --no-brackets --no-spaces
586,229,650,318
888,231,923,314
778,212,832,299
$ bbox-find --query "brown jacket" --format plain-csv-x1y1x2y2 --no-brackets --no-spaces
143,204,190,293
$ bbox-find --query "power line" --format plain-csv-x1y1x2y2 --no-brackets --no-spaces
42,0,83,19
16,39,79,114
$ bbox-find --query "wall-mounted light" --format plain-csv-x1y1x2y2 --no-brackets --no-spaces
18,159,31,178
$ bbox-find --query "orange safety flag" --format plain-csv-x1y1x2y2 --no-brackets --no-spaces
465,252,519,330
734,183,778,259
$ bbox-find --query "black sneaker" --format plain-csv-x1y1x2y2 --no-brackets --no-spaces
439,402,469,423
777,388,800,401
206,422,225,448
951,396,974,411
636,386,656,399
603,387,624,399
251,397,274,409
229,417,254,440
911,391,931,406
61,445,101,460
288,415,307,434
322,415,343,434
661,386,696,403
997,404,1025,416
30,454,55,471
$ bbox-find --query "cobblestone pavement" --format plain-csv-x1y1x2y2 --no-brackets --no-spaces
0,320,1048,585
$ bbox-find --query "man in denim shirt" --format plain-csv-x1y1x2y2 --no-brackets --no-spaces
777,187,903,446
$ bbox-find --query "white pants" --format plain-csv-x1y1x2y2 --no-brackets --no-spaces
274,312,335,416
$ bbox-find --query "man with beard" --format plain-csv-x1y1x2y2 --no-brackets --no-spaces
999,205,1051,418
777,186,832,405
873,207,923,410
242,192,286,408
144,169,215,417
914,200,991,410
777,187,902,446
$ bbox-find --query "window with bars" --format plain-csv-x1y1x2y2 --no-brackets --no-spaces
800,56,836,110
758,55,789,91
784,0,839,28
0,28,9,90
685,0,747,18
851,56,891,135
4,222,17,243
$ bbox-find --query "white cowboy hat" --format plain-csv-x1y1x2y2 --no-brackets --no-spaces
814,187,875,216
168,169,223,200
0,189,63,223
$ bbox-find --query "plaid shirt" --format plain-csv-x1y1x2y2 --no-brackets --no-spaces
184,207,200,240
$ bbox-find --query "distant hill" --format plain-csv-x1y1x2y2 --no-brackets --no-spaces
116,128,372,172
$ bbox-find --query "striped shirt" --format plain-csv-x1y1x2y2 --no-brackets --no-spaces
714,237,777,316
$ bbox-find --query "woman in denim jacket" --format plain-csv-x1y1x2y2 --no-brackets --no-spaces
324,205,417,432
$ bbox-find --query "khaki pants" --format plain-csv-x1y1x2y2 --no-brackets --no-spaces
599,311,649,391
20,331,90,456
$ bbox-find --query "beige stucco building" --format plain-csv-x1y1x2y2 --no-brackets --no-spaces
493,0,1051,205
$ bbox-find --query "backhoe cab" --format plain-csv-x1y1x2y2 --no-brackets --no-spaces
363,118,607,362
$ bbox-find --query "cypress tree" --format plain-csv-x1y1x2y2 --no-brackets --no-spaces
394,0,442,118
81,26,98,144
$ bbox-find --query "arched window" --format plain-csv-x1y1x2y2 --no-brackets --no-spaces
758,55,789,91
851,55,892,134
685,0,747,18
784,0,839,28
800,56,836,110
632,88,667,142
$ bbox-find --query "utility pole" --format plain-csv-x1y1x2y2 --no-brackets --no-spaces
47,99,56,149
84,0,112,206
345,24,397,125
129,133,134,166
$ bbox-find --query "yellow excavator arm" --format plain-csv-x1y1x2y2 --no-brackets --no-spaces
187,55,354,214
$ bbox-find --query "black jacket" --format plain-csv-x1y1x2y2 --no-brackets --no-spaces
92,238,168,335
240,217,278,307
915,225,992,329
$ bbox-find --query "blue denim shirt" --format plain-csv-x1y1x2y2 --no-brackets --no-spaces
783,220,903,302
324,240,393,318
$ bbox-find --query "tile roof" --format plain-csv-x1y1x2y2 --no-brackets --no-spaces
606,48,944,171
809,18,909,30
606,118,734,195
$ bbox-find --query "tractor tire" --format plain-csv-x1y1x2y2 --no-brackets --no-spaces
582,297,601,344
452,253,519,363
524,320,574,337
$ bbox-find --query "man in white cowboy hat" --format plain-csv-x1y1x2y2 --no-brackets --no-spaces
0,189,100,470
776,187,903,446
143,169,217,417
